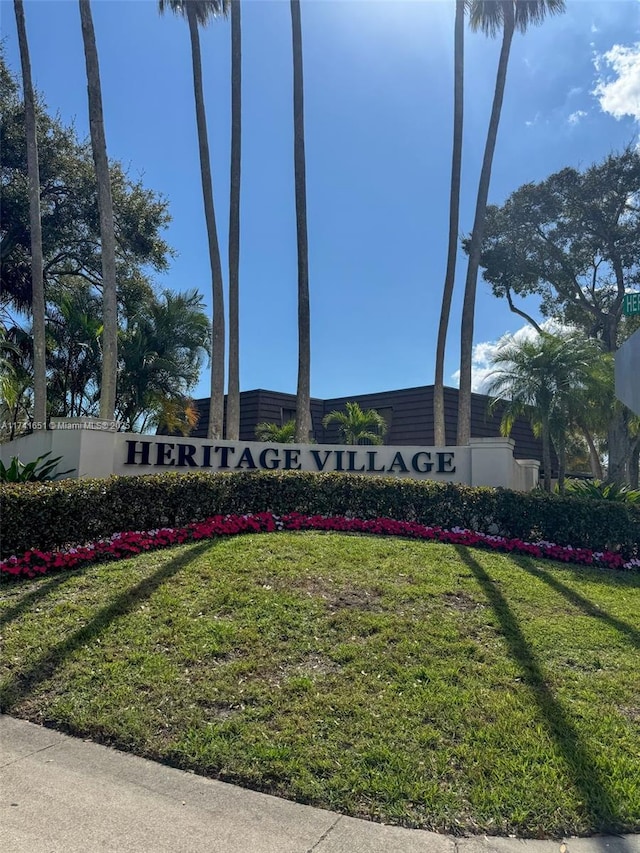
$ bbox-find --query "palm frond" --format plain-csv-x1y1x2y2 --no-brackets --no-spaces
322,402,387,445
469,0,566,37
255,420,297,443
158,0,229,26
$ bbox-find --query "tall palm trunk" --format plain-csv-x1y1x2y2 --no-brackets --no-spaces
226,0,241,439
187,4,225,440
581,425,603,480
541,418,552,493
79,0,117,422
14,0,46,430
433,0,464,447
556,432,566,494
457,0,515,445
290,0,312,443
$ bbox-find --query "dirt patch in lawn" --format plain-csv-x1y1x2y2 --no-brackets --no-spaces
263,575,384,612
440,591,484,613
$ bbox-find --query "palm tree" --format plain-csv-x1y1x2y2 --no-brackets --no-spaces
433,0,465,446
255,420,297,443
226,0,242,439
485,331,596,492
116,288,210,431
46,281,103,418
159,0,229,440
322,401,387,446
456,0,565,446
13,0,46,430
0,327,20,407
153,397,200,437
290,0,312,443
566,351,614,481
78,0,118,423
0,325,30,440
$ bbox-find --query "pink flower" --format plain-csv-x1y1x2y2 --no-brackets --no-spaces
1,512,637,581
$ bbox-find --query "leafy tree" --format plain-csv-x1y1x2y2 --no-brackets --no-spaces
226,0,242,440
0,50,206,439
290,0,312,443
0,325,31,441
255,420,297,443
154,397,201,437
38,282,210,432
477,148,640,483
0,54,172,314
78,0,118,421
13,0,46,429
485,331,602,492
0,327,20,406
158,0,229,440
457,0,565,446
322,401,387,446
434,0,465,446
564,350,617,481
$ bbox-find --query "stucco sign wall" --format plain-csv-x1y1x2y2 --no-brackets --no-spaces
0,425,540,491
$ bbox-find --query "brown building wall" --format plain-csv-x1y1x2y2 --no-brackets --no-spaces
186,385,552,471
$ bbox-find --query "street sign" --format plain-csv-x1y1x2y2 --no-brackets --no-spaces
615,328,640,415
623,292,640,316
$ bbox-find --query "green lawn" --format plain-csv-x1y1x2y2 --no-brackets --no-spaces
1,532,638,837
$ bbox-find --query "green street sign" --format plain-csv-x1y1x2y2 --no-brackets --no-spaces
623,292,640,316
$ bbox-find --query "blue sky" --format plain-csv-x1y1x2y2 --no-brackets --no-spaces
2,0,639,399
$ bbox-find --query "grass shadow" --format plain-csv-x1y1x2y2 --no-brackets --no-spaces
0,571,82,630
525,563,640,590
0,540,213,714
455,545,621,833
515,556,640,650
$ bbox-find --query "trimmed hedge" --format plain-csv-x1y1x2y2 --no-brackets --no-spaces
1,471,639,558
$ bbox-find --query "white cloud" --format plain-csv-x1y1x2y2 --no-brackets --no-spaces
593,42,640,124
450,321,566,395
568,110,588,125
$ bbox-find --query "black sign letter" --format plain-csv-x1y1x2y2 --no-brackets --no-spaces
437,452,456,474
411,452,433,473
125,440,150,466
156,442,175,466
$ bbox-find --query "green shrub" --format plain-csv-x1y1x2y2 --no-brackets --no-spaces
1,471,638,558
562,478,640,504
0,452,74,483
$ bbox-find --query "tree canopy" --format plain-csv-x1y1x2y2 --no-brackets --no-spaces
477,148,640,483
1,52,210,438
0,52,172,313
477,148,640,353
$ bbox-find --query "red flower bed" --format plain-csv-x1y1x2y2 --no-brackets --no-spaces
1,512,638,581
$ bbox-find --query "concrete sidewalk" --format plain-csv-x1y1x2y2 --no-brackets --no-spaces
1,715,637,853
